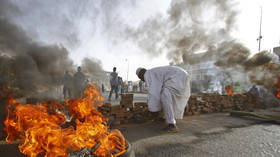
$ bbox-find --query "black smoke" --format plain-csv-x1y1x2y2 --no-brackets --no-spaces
0,0,105,97
128,0,280,92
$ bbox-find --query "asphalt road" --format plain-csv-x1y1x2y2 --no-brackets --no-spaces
118,109,280,157
128,124,280,157
1,104,279,157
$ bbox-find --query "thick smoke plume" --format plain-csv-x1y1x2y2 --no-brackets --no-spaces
81,58,107,84
130,0,280,92
130,0,239,61
6,0,137,51
0,0,105,97
0,18,74,96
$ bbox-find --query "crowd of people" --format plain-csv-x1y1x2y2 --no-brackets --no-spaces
62,66,126,101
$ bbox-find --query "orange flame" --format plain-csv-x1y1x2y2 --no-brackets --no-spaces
226,85,233,95
4,82,126,157
277,79,280,99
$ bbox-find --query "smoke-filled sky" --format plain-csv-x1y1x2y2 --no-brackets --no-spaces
2,0,280,82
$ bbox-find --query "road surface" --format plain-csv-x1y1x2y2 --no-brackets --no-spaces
1,104,279,157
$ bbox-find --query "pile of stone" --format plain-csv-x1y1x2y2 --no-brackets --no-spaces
120,94,134,109
99,92,272,125
184,93,264,116
98,94,151,125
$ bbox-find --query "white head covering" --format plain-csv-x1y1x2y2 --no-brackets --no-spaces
136,67,143,76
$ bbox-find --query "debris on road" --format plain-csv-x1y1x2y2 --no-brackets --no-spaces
98,94,152,125
99,92,278,125
230,110,280,124
185,93,266,116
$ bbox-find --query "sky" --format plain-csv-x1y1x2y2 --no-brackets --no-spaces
236,0,280,53
7,0,280,81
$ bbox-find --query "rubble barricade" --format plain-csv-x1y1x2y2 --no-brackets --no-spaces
184,93,264,116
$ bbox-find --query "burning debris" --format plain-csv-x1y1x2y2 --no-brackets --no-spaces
276,78,280,99
4,83,127,157
226,85,233,95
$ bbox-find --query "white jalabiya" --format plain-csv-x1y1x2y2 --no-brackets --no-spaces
144,66,191,124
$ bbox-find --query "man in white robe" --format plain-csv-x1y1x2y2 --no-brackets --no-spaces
136,66,191,133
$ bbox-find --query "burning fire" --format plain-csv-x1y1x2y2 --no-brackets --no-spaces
277,78,280,99
226,85,233,95
4,82,126,157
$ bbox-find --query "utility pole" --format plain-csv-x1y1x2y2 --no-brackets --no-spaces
125,59,129,83
257,7,263,52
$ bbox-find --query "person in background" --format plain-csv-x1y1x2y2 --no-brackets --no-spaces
101,83,105,93
136,66,191,133
73,66,86,98
123,82,128,93
139,80,143,93
118,76,123,94
63,70,73,99
108,67,118,101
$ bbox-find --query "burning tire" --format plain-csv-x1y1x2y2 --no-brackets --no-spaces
119,141,135,157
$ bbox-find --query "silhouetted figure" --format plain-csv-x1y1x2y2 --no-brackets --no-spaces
63,70,73,99
118,76,123,94
73,66,86,98
101,84,105,93
108,67,118,101
139,80,143,93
